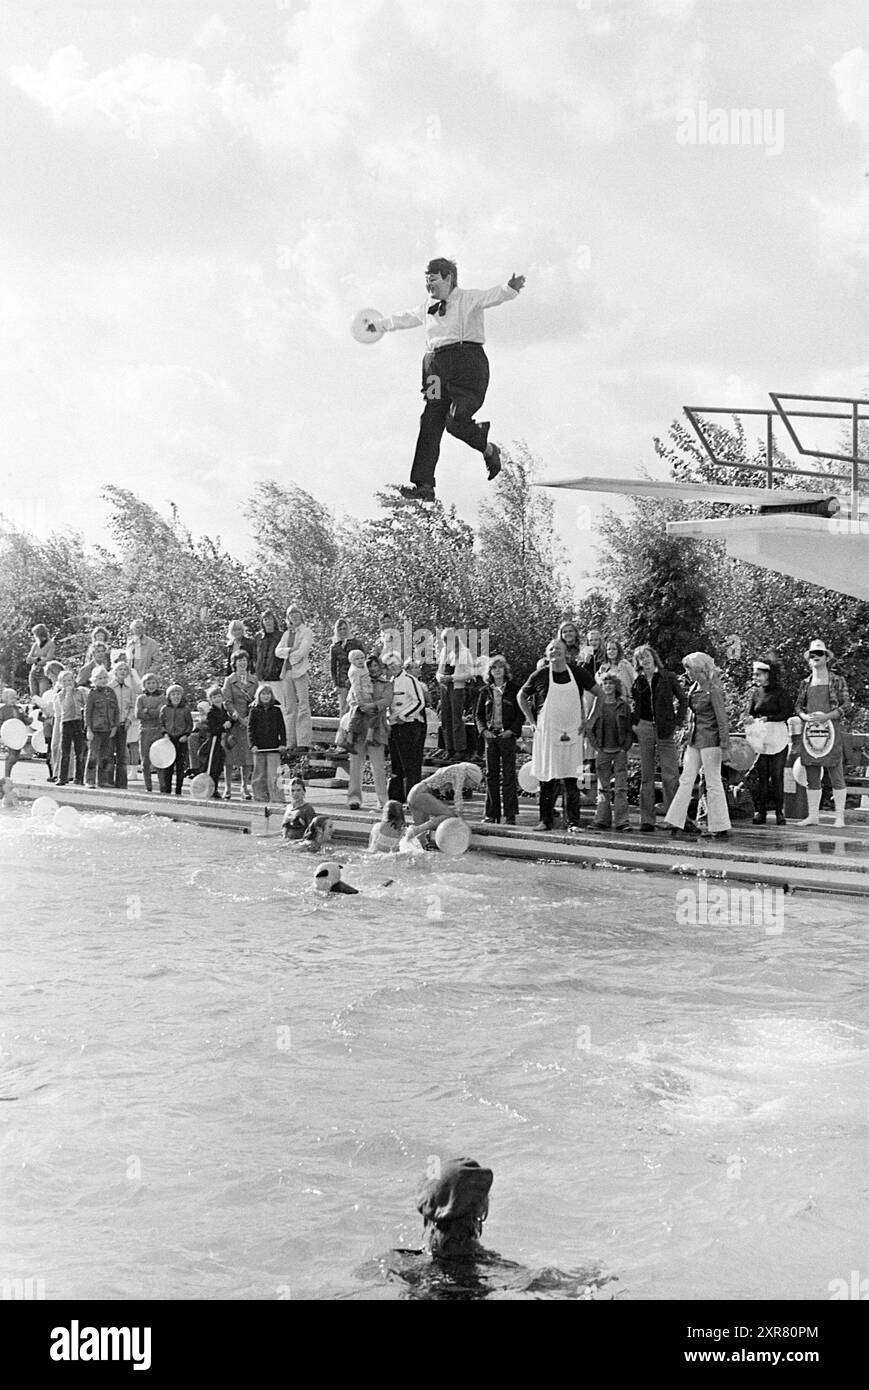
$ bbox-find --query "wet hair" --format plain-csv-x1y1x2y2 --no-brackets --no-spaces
426,257,458,287
303,815,332,845
382,799,406,832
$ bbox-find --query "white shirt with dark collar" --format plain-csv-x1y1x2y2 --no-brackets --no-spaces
381,284,518,349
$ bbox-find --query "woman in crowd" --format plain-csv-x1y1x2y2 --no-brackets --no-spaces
248,684,287,803
255,609,286,710
330,617,363,717
26,624,56,697
742,656,794,826
665,652,732,840
794,639,851,828
76,639,112,689
597,636,635,695
223,619,257,678
346,654,392,810
557,619,583,667
222,650,257,800
518,639,599,832
476,654,523,825
586,672,634,831
435,627,475,764
276,603,315,755
630,644,687,833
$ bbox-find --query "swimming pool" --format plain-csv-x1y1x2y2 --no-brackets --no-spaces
1,810,865,1300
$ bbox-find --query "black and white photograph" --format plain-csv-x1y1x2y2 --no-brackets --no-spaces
1,0,866,1352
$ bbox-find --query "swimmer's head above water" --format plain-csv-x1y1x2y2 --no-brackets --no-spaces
313,862,359,894
417,1157,493,1259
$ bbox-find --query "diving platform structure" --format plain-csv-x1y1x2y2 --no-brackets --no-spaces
542,393,869,601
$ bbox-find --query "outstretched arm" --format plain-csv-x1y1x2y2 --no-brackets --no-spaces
377,306,424,333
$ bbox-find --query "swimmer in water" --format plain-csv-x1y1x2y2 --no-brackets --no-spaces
1,776,20,809
368,800,435,853
406,761,483,845
354,1156,617,1301
313,862,359,894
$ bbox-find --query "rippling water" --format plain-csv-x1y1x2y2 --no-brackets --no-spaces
1,808,866,1300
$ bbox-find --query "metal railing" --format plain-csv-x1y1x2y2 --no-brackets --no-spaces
683,394,869,516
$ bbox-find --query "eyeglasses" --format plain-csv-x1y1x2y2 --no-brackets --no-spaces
808,652,824,658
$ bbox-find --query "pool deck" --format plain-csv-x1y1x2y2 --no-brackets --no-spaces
12,768,869,899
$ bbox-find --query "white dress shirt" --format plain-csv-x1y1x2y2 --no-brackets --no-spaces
381,284,518,349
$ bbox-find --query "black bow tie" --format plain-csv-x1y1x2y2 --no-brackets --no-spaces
428,300,446,317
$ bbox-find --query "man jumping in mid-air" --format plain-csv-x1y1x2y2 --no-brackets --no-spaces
373,258,525,501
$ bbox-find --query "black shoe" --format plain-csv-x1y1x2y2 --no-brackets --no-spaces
702,830,730,840
485,443,502,481
670,826,698,839
481,816,500,824
684,819,700,836
639,824,656,833
505,817,516,825
775,812,786,826
615,824,633,832
398,483,436,502
752,813,766,826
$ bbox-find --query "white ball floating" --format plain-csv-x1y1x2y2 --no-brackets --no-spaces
31,795,60,819
53,805,81,833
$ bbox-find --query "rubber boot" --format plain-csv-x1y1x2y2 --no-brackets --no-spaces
798,788,822,826
832,788,847,829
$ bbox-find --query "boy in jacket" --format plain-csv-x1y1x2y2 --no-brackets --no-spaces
84,666,120,788
587,673,634,831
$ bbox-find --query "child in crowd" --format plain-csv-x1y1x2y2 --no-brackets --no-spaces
222,650,257,801
0,687,29,779
136,672,164,793
346,648,374,740
280,776,317,840
587,673,634,831
199,684,238,798
26,624,56,696
39,660,64,781
53,669,87,786
108,659,141,789
159,684,193,796
1,775,19,809
84,666,120,788
188,700,211,775
248,685,287,803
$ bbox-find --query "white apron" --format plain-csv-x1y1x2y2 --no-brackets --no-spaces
531,672,583,782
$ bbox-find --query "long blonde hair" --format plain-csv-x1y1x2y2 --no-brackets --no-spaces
682,651,721,683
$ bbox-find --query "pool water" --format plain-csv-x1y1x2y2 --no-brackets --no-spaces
1,809,866,1300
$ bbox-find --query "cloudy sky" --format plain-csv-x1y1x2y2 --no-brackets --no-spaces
2,0,868,588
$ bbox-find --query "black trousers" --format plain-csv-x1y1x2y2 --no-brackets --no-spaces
539,778,581,828
158,736,189,795
388,721,426,802
410,344,490,488
755,748,787,816
58,719,85,784
485,734,518,820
